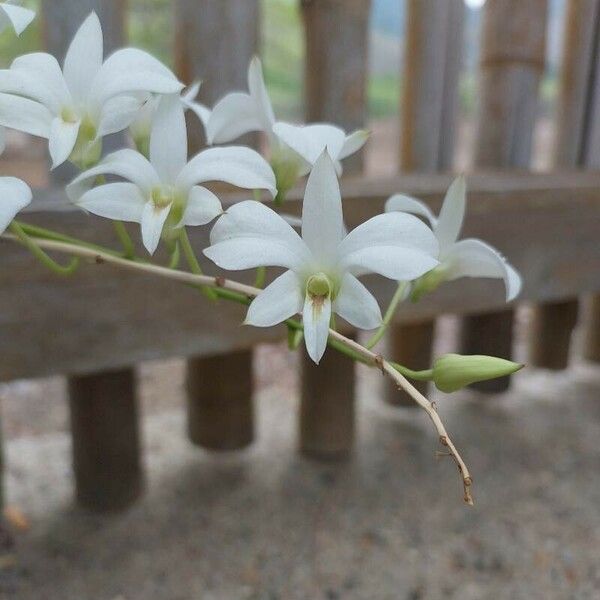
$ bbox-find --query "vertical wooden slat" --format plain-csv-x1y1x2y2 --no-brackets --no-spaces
175,0,260,150
387,0,464,405
175,0,260,451
299,0,370,458
68,369,143,511
43,0,142,510
530,0,600,369
460,0,548,391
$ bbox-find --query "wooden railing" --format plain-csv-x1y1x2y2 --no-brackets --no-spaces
1,0,599,512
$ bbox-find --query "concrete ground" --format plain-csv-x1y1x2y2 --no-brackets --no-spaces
1,326,599,600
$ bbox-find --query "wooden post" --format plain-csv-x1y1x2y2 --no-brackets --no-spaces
530,0,600,369
175,0,260,450
186,351,254,450
68,369,143,511
387,0,464,405
300,343,356,460
299,0,370,458
42,0,143,510
460,0,548,391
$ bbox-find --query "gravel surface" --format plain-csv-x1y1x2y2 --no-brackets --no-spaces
1,339,600,600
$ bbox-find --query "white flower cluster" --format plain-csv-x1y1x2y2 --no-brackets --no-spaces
0,10,522,364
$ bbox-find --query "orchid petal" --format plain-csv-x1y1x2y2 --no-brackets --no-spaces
0,3,35,36
205,200,311,271
246,270,303,327
303,294,332,364
177,146,276,196
0,176,31,233
338,211,438,263
10,53,71,112
435,175,466,253
338,129,370,161
91,48,183,108
49,117,80,168
181,83,211,128
0,92,53,138
150,94,188,183
443,238,522,301
97,94,145,138
180,186,222,227
273,122,346,165
77,182,147,223
385,194,437,228
247,56,276,134
68,149,160,200
63,12,104,104
302,150,344,262
206,92,262,144
141,200,171,255
344,246,439,281
334,273,382,330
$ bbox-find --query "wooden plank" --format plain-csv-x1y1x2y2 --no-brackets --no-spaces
1,171,599,383
68,368,143,511
460,0,548,390
300,0,371,458
531,0,600,369
390,0,464,404
174,0,260,451
174,0,260,150
186,350,254,450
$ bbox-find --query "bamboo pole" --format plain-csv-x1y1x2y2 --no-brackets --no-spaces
387,0,464,405
460,0,548,391
300,0,370,458
175,0,260,450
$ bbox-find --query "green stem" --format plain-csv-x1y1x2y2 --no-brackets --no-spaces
15,221,120,256
390,362,433,382
366,281,408,349
10,222,79,276
168,240,180,269
254,266,266,288
179,228,218,301
253,189,262,202
113,221,135,259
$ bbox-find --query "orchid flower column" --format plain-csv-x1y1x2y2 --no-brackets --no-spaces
43,0,142,512
299,0,371,459
175,0,261,452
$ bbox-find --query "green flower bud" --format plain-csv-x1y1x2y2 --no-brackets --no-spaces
410,265,449,302
270,151,302,206
69,117,102,170
432,353,523,393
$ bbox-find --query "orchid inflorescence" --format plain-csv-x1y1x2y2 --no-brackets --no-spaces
0,10,525,504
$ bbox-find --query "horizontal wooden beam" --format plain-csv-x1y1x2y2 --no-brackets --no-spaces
1,170,598,381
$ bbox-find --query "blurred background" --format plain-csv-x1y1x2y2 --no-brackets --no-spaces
2,1,600,599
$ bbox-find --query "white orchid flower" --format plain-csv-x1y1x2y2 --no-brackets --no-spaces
0,2,35,36
0,12,183,169
385,176,522,302
70,94,276,255
129,82,210,156
204,151,439,364
206,57,368,201
0,176,31,233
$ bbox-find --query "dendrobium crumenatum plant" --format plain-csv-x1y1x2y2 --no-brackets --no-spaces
0,9,527,505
